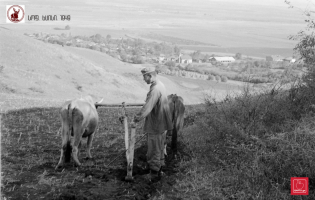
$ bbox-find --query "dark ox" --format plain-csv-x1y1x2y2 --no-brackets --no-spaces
55,96,102,169
166,94,185,155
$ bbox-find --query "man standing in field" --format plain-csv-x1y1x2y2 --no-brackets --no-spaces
134,67,173,181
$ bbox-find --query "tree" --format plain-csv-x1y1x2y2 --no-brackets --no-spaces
215,75,221,82
61,33,67,38
134,38,144,49
186,64,194,72
221,76,228,82
203,54,211,62
154,44,162,55
174,45,181,55
148,47,155,55
132,48,141,56
131,55,144,64
208,75,215,81
120,52,128,62
254,60,260,67
286,0,315,66
191,50,202,61
266,56,273,62
235,52,242,60
165,61,176,68
92,34,103,43
106,35,111,43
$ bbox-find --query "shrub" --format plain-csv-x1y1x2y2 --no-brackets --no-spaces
165,61,176,68
215,75,221,82
178,60,315,199
131,55,144,64
221,76,228,82
208,75,215,81
155,65,168,74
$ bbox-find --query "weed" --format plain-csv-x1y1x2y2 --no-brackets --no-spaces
171,81,315,199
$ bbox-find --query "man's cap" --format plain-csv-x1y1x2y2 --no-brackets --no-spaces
141,67,157,75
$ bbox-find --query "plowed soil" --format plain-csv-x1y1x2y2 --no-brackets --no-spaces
1,107,191,200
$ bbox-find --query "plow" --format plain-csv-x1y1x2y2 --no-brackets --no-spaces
96,102,144,181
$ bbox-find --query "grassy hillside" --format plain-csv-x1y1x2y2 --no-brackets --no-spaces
0,27,150,103
156,79,315,199
0,28,243,110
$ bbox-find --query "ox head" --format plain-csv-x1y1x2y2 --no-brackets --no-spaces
79,96,103,109
95,98,103,109
168,94,178,102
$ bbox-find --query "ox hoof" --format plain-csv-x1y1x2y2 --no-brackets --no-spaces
74,163,81,167
125,176,134,182
55,165,63,170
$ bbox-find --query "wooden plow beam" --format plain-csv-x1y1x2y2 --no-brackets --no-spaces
98,102,144,181
95,103,144,108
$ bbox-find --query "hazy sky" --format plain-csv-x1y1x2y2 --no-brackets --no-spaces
0,0,313,48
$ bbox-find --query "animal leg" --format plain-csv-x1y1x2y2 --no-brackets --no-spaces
86,132,95,159
56,126,70,169
171,128,178,155
72,127,84,167
77,140,82,157
163,131,167,156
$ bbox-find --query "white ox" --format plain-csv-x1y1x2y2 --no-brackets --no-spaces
55,96,102,169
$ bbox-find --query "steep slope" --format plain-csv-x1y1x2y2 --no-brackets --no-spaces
0,28,149,106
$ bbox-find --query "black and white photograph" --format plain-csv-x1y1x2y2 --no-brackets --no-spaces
0,0,314,199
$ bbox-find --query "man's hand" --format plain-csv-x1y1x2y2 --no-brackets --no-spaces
133,115,141,123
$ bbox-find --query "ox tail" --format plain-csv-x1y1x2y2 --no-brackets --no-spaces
64,140,72,163
171,96,178,153
68,103,74,135
65,103,74,163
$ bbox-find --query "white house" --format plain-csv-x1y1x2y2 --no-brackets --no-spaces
209,57,235,63
180,55,193,64
158,54,165,63
283,57,296,63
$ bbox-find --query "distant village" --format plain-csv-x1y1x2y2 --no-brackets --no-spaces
24,28,301,84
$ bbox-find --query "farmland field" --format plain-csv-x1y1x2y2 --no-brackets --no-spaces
1,105,194,199
178,46,295,59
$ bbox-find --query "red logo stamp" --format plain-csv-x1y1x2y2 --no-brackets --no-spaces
291,177,309,195
6,5,25,23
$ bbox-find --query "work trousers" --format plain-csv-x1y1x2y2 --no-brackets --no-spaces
146,130,167,172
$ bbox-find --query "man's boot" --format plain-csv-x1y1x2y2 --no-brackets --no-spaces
144,169,160,182
158,166,165,178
